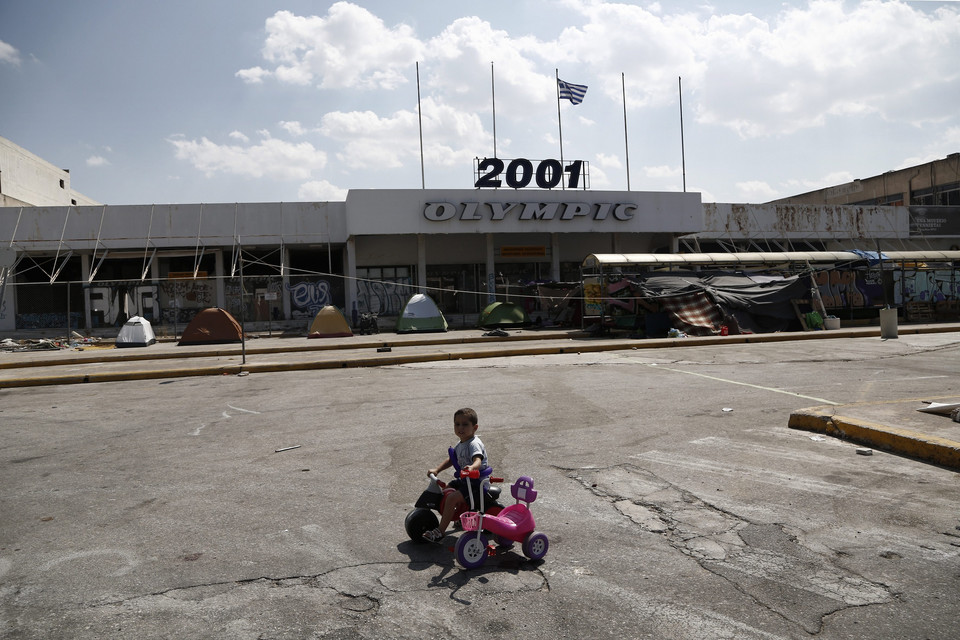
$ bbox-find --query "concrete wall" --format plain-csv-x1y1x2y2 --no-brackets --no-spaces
700,203,909,243
0,201,347,252
0,137,100,207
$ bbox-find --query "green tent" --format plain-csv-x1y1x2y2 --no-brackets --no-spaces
396,293,448,333
477,301,532,328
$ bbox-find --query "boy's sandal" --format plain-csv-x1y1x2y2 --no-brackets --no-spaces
422,528,444,543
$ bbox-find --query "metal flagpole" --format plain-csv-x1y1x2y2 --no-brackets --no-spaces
679,76,687,193
416,62,425,189
491,62,497,158
555,69,565,187
622,72,631,191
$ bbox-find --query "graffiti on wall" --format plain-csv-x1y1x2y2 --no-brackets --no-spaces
87,283,159,326
19,312,83,330
895,269,960,304
287,279,332,318
357,278,412,316
814,270,869,307
158,279,214,325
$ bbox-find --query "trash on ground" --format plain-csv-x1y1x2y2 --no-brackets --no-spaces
809,435,826,442
274,445,301,453
722,407,733,412
856,447,873,456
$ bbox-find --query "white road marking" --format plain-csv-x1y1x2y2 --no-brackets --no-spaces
645,363,840,405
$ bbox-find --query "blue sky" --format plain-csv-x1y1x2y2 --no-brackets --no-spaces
1,0,959,205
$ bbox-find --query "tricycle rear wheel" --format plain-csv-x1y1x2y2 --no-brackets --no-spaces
522,531,548,560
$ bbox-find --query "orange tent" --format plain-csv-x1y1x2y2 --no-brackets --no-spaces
178,307,243,346
308,305,353,338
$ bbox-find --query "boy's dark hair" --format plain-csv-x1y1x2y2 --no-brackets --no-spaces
454,407,478,425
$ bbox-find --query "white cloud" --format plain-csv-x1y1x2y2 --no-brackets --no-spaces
235,66,270,84
593,153,622,170
168,135,327,180
229,131,250,143
86,155,109,167
238,4,424,90
298,179,348,201
320,97,487,170
0,40,21,66
644,165,681,179
551,1,960,137
735,180,779,201
279,121,307,136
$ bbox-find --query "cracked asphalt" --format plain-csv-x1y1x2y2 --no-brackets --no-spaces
1,331,959,639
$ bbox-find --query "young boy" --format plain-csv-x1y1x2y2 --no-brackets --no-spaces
422,407,489,542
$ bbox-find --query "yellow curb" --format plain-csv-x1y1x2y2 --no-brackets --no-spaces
789,407,960,471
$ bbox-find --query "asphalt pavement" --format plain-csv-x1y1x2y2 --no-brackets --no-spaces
2,322,960,638
2,322,960,471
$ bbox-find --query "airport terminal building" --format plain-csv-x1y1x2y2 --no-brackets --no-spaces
1,136,958,335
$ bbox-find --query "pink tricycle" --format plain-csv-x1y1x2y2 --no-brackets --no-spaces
454,469,549,569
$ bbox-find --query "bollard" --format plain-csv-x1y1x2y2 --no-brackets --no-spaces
880,307,898,339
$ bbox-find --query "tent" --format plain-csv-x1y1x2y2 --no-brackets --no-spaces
307,305,353,338
478,301,532,329
396,293,448,333
115,316,156,348
625,273,810,336
178,307,243,346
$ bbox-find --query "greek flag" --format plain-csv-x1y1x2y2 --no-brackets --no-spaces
557,78,588,105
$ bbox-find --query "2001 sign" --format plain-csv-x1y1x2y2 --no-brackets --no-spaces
474,157,587,190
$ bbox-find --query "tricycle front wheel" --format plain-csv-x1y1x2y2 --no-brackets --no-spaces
455,533,489,569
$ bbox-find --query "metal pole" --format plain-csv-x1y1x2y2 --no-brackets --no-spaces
491,61,497,159
239,245,247,366
622,72,631,191
416,61,425,189
679,76,687,192
556,69,565,185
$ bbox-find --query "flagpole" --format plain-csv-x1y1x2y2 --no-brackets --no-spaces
622,72,631,191
555,69,565,187
678,75,686,193
491,62,497,159
416,61,425,189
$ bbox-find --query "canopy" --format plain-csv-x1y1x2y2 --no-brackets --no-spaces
582,251,960,270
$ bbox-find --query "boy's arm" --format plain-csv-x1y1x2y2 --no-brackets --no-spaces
428,458,452,477
464,455,483,472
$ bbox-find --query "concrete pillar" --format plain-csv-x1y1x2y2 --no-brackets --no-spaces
80,253,92,331
417,234,427,292
551,233,561,281
214,249,225,309
282,246,291,321
486,233,496,304
345,236,357,314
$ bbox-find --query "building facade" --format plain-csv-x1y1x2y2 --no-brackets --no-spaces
0,136,100,208
770,153,960,208
2,141,958,335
